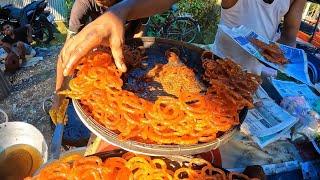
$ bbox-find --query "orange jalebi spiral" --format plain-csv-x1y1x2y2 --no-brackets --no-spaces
59,50,255,145
26,153,256,180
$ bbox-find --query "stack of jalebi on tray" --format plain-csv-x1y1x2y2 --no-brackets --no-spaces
249,38,288,65
60,47,260,145
25,152,257,180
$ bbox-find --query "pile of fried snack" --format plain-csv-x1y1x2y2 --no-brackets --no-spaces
25,152,256,180
250,38,288,65
60,48,260,145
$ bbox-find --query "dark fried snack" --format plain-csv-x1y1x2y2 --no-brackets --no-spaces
201,51,261,109
250,38,288,65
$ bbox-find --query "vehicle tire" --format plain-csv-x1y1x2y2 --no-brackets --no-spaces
163,17,200,43
36,16,54,44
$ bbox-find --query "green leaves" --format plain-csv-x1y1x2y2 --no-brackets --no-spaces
65,0,74,20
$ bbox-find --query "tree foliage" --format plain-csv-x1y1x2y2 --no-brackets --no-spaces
65,0,74,20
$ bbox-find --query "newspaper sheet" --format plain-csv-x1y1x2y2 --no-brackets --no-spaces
252,86,271,101
241,87,298,148
271,79,319,106
251,124,296,148
242,100,298,138
218,25,312,87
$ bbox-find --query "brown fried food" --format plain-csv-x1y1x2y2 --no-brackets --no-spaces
250,38,288,65
148,49,203,97
123,45,147,69
201,52,261,110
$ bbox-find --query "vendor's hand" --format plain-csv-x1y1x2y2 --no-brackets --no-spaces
58,11,127,78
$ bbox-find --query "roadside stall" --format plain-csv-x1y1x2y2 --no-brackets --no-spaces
1,5,320,178
21,31,319,179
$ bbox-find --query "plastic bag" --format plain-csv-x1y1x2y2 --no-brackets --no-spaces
280,96,320,139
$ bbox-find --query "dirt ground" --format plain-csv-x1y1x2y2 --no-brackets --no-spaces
0,45,62,144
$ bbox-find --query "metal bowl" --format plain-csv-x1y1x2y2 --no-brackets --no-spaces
0,109,48,177
73,37,248,156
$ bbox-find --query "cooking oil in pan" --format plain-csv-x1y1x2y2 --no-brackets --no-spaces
0,144,43,180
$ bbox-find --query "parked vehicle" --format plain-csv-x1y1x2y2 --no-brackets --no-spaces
145,4,200,43
298,21,320,48
0,0,55,44
296,0,320,84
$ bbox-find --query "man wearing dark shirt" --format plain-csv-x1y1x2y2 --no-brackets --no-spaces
0,24,34,72
67,0,147,39
2,24,32,45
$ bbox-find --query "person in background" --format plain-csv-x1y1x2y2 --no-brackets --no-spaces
217,0,307,47
1,24,36,58
67,0,147,40
2,24,32,45
211,0,306,75
0,39,21,72
0,24,35,72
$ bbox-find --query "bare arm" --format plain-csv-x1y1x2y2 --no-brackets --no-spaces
278,0,306,47
220,0,238,9
68,0,90,34
112,0,178,21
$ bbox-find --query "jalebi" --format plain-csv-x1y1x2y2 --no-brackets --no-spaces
249,38,288,65
147,50,202,96
201,53,261,109
59,49,259,145
25,153,256,180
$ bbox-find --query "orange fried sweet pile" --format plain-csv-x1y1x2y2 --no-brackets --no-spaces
25,153,254,180
60,50,255,145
